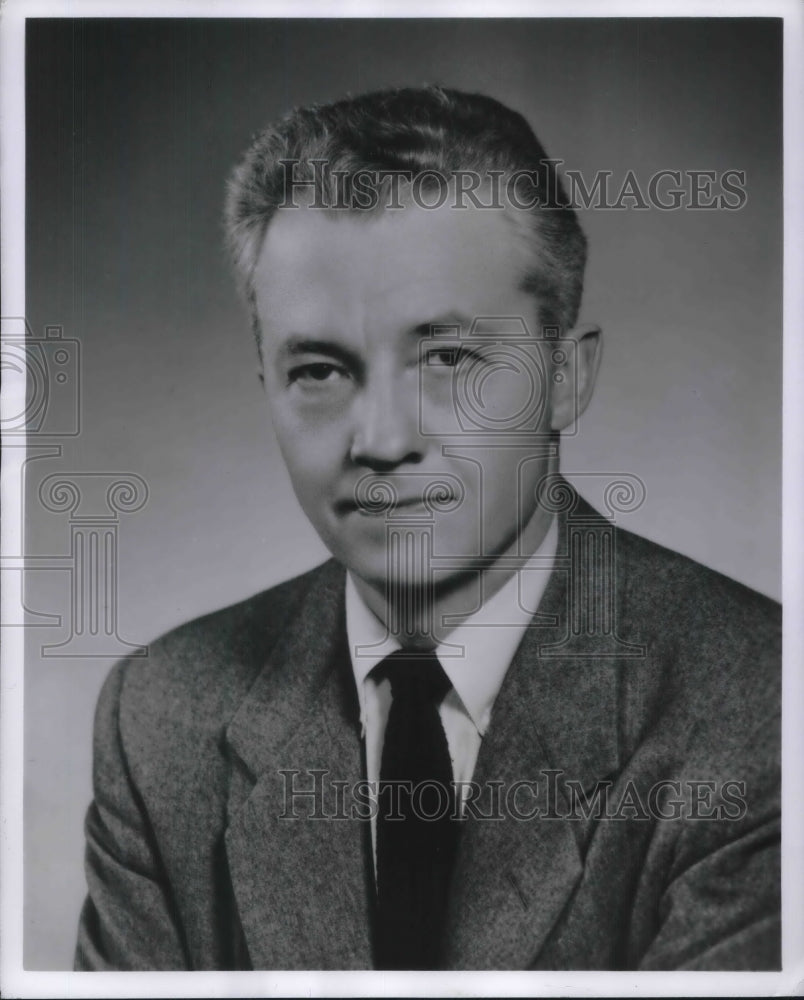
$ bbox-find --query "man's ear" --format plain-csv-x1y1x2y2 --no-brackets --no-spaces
549,323,602,432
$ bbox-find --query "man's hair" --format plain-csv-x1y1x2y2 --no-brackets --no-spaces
224,85,587,339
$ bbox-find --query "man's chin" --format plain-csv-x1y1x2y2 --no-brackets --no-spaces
324,521,436,583
342,560,439,593
334,547,481,597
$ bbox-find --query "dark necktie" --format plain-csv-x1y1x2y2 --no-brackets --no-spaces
372,649,460,970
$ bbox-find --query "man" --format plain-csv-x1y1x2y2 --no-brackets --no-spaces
75,86,780,971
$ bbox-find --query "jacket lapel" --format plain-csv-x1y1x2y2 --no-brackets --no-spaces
443,494,623,969
223,562,374,969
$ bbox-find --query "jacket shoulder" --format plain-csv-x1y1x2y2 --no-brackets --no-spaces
610,522,780,748
615,524,780,640
102,559,342,740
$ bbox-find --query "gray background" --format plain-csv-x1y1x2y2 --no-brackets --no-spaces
24,18,781,968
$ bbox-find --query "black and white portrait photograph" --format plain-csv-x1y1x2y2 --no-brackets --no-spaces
1,1,802,997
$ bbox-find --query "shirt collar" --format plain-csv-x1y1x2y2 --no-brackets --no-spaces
345,515,558,737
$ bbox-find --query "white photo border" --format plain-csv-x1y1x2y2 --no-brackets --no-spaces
2,1,802,996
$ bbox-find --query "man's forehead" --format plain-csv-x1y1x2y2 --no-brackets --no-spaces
254,201,533,327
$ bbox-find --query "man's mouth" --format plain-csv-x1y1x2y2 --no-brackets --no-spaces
336,474,463,518
335,495,442,517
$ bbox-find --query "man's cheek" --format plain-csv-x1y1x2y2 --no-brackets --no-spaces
273,399,351,443
272,411,338,462
283,446,342,499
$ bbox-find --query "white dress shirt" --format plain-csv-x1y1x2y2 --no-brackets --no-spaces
345,515,558,862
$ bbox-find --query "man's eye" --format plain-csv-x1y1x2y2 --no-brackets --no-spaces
425,346,479,368
426,348,458,367
288,362,346,385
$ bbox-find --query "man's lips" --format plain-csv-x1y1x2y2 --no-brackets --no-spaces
333,494,453,516
335,473,464,518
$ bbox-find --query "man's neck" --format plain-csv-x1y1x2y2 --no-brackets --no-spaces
350,502,556,651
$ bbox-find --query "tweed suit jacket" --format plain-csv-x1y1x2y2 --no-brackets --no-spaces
75,493,781,971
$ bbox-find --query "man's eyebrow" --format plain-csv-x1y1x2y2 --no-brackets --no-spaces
409,311,472,338
280,337,363,369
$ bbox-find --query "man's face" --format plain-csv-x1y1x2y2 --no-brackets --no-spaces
254,201,583,589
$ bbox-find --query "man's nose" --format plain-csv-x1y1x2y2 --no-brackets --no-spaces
349,372,423,470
